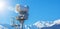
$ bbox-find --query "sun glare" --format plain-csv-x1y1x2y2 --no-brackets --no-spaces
0,1,8,13
0,1,7,10
0,2,5,8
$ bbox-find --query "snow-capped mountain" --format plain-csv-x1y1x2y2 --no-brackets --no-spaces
41,24,60,29
32,19,60,29
0,19,60,29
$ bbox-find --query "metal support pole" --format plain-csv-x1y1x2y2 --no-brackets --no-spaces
20,20,24,29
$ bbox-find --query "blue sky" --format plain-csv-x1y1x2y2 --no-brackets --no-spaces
0,0,60,25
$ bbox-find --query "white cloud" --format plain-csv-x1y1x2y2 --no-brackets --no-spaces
7,6,19,13
8,6,14,11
